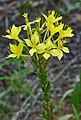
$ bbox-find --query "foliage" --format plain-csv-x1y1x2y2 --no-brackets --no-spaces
71,73,81,111
59,89,73,109
0,59,34,119
72,104,80,120
59,72,81,120
58,114,73,120
60,1,81,15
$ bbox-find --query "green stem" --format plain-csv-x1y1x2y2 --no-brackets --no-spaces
36,58,55,120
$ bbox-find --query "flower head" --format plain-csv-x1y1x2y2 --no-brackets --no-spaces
51,39,70,60
7,42,24,58
4,11,74,61
25,31,40,56
3,24,21,41
42,11,62,25
59,27,74,38
42,11,63,35
42,39,56,59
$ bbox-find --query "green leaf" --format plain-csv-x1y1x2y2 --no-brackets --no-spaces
0,87,11,98
59,89,73,109
72,104,80,120
58,114,73,120
41,102,48,110
43,93,50,101
71,73,81,111
71,84,79,111
79,73,81,102
50,101,55,111
45,81,51,93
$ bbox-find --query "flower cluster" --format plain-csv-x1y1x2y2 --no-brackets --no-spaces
4,11,74,60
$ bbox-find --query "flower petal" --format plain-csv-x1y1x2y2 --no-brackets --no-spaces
9,44,18,53
11,24,21,40
41,13,48,20
43,53,50,60
53,16,62,23
51,23,64,35
6,29,10,34
29,48,37,56
11,24,21,36
37,43,46,54
6,54,17,58
59,27,74,38
17,42,24,54
50,49,60,56
25,39,32,47
31,31,39,44
57,50,63,60
50,49,63,60
62,47,70,53
45,39,55,49
3,35,11,39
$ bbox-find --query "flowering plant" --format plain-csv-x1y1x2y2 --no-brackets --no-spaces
3,11,74,120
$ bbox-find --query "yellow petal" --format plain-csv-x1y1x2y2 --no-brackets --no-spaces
29,48,37,56
45,10,62,24
23,13,28,18
50,49,63,60
17,42,24,54
53,16,62,23
25,39,32,47
47,11,55,24
47,14,55,24
57,50,63,60
31,32,39,44
6,54,17,58
3,35,11,39
50,49,60,56
46,23,54,32
11,25,21,34
6,29,10,34
37,43,46,54
43,53,50,60
41,13,48,20
58,39,63,48
11,24,21,39
9,44,18,53
59,27,74,38
62,47,70,53
45,39,55,49
51,23,64,35
9,42,23,57
17,26,21,34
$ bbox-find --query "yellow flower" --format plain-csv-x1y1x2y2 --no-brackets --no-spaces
23,13,41,31
3,24,21,41
25,31,45,56
50,23,64,36
42,11,62,35
4,11,74,61
42,11,62,25
7,42,24,58
59,27,74,38
42,39,56,60
51,39,70,60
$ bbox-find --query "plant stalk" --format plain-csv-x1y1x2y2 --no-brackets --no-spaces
36,58,55,120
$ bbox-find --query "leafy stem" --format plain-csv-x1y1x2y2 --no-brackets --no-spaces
36,57,55,120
